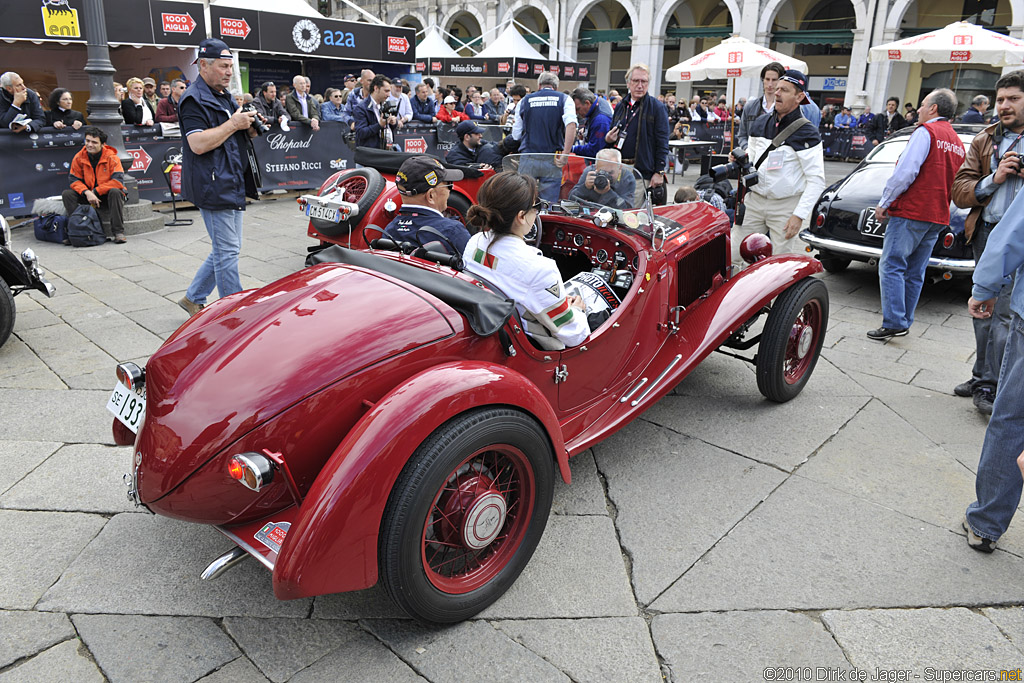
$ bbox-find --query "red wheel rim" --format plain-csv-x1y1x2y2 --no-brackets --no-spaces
443,206,464,222
783,298,823,384
335,176,367,204
421,445,535,594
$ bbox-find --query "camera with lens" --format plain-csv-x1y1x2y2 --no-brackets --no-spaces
380,99,398,120
241,102,269,136
710,148,758,188
593,170,613,191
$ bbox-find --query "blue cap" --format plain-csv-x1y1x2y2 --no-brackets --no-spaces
194,38,233,64
456,120,484,138
779,69,810,104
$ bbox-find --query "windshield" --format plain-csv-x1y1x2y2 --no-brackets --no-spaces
503,152,651,210
865,132,976,164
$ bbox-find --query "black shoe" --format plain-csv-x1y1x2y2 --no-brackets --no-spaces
954,378,977,397
963,517,996,553
866,327,909,340
973,387,994,415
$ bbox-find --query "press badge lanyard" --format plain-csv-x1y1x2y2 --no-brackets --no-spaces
616,97,643,149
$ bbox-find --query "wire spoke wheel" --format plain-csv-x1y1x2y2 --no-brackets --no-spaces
756,278,829,402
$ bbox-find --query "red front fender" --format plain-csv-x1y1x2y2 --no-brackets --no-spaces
272,361,566,599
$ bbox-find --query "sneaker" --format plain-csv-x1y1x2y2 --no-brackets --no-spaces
954,378,977,397
963,517,996,553
178,296,204,317
866,327,909,340
973,387,995,415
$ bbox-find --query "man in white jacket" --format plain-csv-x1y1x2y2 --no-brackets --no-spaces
731,69,825,268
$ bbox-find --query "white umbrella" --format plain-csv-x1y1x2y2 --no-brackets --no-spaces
665,35,807,82
665,36,808,150
868,21,1024,67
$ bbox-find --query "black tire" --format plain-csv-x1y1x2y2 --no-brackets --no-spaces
0,279,13,349
819,254,851,273
311,168,386,237
756,278,829,403
444,192,472,226
379,407,555,625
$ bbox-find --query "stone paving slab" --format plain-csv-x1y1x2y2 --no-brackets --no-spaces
0,441,61,496
494,617,662,683
362,619,568,683
37,513,312,618
223,617,355,682
70,316,164,361
0,510,105,610
287,627,426,682
0,389,115,444
310,585,407,621
196,657,271,683
594,420,786,605
891,393,990,448
0,443,137,514
652,611,850,681
73,614,239,683
0,338,66,390
0,639,104,682
0,610,74,669
650,476,1024,613
477,514,637,619
982,607,1024,656
820,346,919,383
552,450,607,516
641,393,870,472
16,324,114,384
821,607,1023,671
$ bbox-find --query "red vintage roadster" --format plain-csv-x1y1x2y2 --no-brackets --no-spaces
109,153,828,625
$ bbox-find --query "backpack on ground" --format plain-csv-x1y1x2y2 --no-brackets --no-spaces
33,214,68,244
67,205,105,247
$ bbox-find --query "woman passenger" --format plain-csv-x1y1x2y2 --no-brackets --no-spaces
463,172,590,348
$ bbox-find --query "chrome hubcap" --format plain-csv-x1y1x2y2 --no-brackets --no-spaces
462,491,507,550
796,324,814,359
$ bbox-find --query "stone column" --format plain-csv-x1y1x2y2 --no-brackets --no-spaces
845,27,869,110
597,41,613,93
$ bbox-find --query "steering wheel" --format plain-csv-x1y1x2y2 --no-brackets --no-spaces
525,212,543,247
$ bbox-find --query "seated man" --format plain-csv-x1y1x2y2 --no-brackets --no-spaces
61,126,128,243
446,120,502,168
569,148,637,210
0,71,45,133
384,156,471,254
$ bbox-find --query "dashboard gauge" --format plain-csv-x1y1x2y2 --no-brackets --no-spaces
632,255,639,270
573,233,585,247
555,229,566,242
595,249,608,264
614,251,625,264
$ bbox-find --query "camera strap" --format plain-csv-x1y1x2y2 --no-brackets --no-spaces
754,116,810,169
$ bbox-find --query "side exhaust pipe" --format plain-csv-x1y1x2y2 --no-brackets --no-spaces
201,547,249,581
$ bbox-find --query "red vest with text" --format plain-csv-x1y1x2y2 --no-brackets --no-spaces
888,119,965,224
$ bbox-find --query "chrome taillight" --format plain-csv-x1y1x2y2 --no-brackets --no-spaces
942,232,955,249
116,362,145,393
228,452,275,492
815,212,825,227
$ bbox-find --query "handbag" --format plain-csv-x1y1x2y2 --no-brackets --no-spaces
67,205,105,247
33,214,68,244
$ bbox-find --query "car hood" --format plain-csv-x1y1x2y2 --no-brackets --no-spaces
137,263,455,500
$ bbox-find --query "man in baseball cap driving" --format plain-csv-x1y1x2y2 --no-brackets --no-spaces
383,156,470,253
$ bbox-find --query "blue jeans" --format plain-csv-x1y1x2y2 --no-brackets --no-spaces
519,155,562,204
879,215,942,329
970,221,1015,391
185,208,244,306
965,313,1024,541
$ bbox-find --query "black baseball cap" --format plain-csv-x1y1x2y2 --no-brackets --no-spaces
193,38,233,64
779,69,810,104
395,156,464,195
456,120,484,138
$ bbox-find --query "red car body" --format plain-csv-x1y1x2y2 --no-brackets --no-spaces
116,153,828,624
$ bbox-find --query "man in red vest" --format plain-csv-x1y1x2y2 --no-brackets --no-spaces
868,89,966,340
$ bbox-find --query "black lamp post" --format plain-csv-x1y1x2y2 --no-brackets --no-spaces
81,0,137,202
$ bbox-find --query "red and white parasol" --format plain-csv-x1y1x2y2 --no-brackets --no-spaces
868,21,1024,67
665,35,808,82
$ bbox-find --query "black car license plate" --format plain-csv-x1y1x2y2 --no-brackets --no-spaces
859,208,887,238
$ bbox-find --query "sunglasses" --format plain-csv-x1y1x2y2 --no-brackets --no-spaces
530,200,544,211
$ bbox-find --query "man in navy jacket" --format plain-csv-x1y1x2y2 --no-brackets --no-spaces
0,72,45,133
410,83,437,124
353,75,398,149
384,156,470,253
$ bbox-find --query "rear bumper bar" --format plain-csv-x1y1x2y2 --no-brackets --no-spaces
799,230,975,273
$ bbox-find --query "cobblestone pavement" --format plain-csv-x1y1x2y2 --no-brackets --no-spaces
1,163,1022,681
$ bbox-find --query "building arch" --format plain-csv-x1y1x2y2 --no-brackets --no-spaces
759,0,867,37
502,1,556,34
441,6,488,51
567,0,639,45
389,11,427,32
654,0,739,38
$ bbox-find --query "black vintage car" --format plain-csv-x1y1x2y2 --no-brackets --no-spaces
0,215,55,348
800,124,983,277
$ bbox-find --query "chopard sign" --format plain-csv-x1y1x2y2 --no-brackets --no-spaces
267,133,314,152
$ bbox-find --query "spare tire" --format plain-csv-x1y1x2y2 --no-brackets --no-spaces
311,167,386,237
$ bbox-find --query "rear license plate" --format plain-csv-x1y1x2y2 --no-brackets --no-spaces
859,208,887,238
106,381,145,434
306,204,339,222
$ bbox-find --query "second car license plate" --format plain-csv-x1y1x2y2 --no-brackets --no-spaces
106,381,145,434
306,204,339,222
859,208,887,238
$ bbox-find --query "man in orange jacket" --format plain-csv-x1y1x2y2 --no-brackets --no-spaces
61,126,128,243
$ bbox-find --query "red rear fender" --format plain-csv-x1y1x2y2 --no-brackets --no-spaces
272,361,565,599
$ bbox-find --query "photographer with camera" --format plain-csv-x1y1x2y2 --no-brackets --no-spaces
354,75,399,150
177,38,262,317
729,69,825,269
569,148,637,210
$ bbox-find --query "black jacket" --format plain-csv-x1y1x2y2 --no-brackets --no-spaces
121,97,155,125
45,108,86,128
870,111,906,142
607,94,670,177
0,86,46,132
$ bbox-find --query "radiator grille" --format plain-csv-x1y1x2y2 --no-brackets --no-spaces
677,234,728,309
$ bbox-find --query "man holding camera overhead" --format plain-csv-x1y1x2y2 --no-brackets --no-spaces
177,38,262,317
730,69,825,269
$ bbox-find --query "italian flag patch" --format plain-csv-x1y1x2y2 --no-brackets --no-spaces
472,249,498,269
544,298,574,328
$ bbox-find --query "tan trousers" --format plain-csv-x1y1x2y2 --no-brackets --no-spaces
731,191,808,269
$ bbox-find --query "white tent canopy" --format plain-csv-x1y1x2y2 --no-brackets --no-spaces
868,21,1024,66
665,36,807,82
416,26,460,59
211,0,323,18
474,24,546,61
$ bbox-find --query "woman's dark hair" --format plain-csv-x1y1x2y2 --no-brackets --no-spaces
466,172,538,244
48,87,69,111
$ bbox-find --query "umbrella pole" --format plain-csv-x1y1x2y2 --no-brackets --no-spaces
951,63,959,92
730,80,735,152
